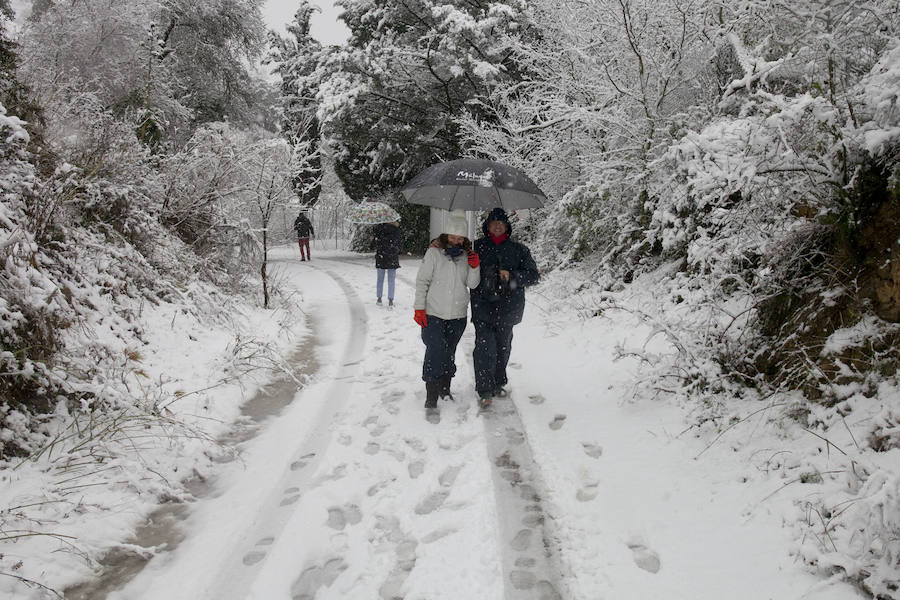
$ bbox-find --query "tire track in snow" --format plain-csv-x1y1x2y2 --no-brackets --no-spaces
202,262,369,600
480,393,564,600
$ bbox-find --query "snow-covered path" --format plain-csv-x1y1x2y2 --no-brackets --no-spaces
102,245,860,600
106,248,559,600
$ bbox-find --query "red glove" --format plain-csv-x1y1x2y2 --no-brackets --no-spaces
467,251,480,268
414,309,428,328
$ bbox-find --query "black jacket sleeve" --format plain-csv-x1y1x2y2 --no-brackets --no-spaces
510,244,539,290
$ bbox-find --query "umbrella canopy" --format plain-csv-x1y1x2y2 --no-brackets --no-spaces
345,201,401,224
401,158,546,211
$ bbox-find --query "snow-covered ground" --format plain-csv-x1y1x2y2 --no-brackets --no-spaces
3,242,866,599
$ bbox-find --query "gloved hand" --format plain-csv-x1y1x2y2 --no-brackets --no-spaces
467,251,480,268
414,309,428,328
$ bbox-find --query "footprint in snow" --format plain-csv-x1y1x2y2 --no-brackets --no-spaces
422,528,457,543
549,415,567,430
582,443,603,458
414,490,450,515
368,479,395,497
519,484,540,503
495,451,518,469
365,442,381,455
627,537,661,574
506,427,526,446
521,512,543,527
381,390,403,416
536,581,563,600
408,460,425,479
318,464,347,483
384,446,406,462
241,536,275,565
281,491,301,506
379,539,418,600
510,570,537,590
291,558,348,600
290,452,316,471
242,550,266,566
438,465,462,487
404,437,426,453
576,482,599,502
501,469,522,484
280,486,302,505
510,528,532,551
326,505,362,530
516,557,536,568
529,394,546,405
413,462,462,516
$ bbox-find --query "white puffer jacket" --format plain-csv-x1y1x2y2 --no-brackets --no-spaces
414,247,480,320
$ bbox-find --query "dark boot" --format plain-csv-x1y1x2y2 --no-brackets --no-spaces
424,380,440,409
439,375,453,401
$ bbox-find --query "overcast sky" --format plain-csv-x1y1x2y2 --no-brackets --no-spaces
263,0,350,46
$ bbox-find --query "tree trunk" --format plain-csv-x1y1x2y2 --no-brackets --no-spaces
261,228,269,309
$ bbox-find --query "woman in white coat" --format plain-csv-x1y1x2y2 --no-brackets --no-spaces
414,211,480,419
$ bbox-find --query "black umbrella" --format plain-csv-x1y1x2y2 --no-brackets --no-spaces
401,158,546,211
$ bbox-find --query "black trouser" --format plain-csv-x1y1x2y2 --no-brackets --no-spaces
473,319,515,394
421,315,467,382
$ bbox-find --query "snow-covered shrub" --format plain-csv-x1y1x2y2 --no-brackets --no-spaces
796,463,900,599
633,41,900,596
0,102,79,454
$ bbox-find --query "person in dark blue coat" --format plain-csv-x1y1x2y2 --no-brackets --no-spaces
470,208,539,406
373,221,402,307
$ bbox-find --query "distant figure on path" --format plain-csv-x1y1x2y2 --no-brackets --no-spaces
293,211,315,261
470,208,539,408
414,211,480,422
373,221,403,307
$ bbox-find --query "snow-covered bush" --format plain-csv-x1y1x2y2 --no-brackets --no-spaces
454,2,900,593
0,102,79,455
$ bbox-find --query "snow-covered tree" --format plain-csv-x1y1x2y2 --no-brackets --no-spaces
267,3,325,206
316,0,537,199
0,1,42,143
240,138,298,308
19,0,270,143
460,0,723,263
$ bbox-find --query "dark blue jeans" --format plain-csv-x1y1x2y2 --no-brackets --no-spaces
473,319,515,394
421,315,467,382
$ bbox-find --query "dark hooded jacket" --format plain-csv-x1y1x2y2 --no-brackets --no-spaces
470,208,539,325
373,222,403,269
293,214,314,238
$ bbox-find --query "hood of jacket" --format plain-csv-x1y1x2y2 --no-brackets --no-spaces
481,207,513,237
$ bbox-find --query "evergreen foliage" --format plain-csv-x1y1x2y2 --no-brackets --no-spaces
266,2,324,206
306,0,538,199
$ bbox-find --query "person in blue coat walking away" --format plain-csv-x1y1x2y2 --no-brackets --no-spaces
373,220,402,307
414,211,481,422
470,208,539,407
